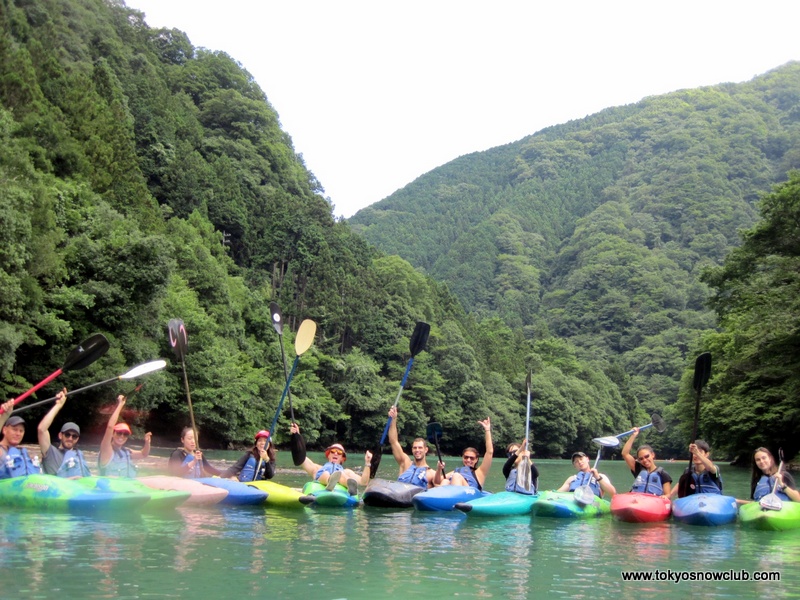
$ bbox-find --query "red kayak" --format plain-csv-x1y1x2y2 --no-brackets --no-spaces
610,492,671,523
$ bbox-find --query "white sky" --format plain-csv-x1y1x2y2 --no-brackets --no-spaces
124,1,800,218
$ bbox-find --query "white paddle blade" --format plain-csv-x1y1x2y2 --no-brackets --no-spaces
295,319,317,354
759,494,783,511
120,360,168,379
573,485,593,505
516,456,533,492
593,436,621,448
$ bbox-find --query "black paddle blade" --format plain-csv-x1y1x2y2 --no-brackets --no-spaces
426,422,443,444
290,432,306,466
168,319,188,362
64,334,110,371
409,321,431,357
369,444,382,479
269,302,284,336
651,413,667,433
692,352,712,393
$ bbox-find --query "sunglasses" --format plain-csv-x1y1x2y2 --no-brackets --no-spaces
114,432,130,437
62,432,80,439
462,455,478,461
638,454,653,460
328,449,344,456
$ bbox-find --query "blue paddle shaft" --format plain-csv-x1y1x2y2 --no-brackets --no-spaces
617,422,654,438
379,357,414,445
269,356,299,436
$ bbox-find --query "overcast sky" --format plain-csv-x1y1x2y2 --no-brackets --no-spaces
125,1,800,218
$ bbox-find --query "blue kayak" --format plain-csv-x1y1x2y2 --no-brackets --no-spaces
456,491,538,516
412,485,490,511
194,477,269,506
672,494,738,526
362,478,424,508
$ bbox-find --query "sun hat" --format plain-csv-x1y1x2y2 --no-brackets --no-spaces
325,443,347,461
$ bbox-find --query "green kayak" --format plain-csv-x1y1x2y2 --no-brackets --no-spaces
0,474,150,513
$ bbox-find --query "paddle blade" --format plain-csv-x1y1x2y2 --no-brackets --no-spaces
168,319,188,362
574,485,594,506
426,422,443,444
593,436,621,448
120,360,167,379
651,413,667,433
759,493,783,511
294,319,317,354
516,456,533,493
369,444,382,479
692,352,712,393
270,302,284,336
64,333,110,371
290,432,307,466
409,321,431,356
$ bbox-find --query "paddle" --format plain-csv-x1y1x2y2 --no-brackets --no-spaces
168,318,197,445
11,360,166,414
270,302,306,466
760,448,785,511
369,321,431,478
426,422,445,476
574,447,603,505
592,413,667,447
515,371,534,493
1,333,110,413
679,352,712,497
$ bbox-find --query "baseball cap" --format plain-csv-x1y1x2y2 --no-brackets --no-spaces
5,416,25,427
571,452,587,461
113,423,132,435
61,422,81,435
255,430,270,440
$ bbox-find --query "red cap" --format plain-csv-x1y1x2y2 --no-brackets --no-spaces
113,423,132,435
255,430,270,440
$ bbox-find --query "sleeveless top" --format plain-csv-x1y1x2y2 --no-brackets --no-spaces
452,466,481,490
99,447,137,478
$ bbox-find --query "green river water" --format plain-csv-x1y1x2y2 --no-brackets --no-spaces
1,450,799,599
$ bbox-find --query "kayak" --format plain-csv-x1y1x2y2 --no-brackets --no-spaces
362,478,424,508
245,481,306,508
610,492,671,523
300,481,360,508
672,494,738,526
75,476,190,511
532,491,611,519
412,485,490,511
455,491,539,517
0,474,150,513
739,500,800,531
138,476,229,506
194,477,269,506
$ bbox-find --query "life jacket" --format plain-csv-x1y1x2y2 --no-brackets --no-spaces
505,468,536,495
314,462,344,482
99,447,136,478
452,466,481,490
568,470,601,497
0,446,42,478
239,455,271,482
631,466,666,495
56,448,91,478
679,466,722,496
754,475,791,502
398,465,429,489
181,453,202,478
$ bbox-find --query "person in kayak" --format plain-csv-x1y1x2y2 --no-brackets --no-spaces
388,405,444,490
0,400,43,478
168,427,224,478
221,429,276,482
557,451,616,498
445,418,493,490
672,440,721,498
98,394,151,477
292,422,371,495
37,389,92,478
503,440,538,494
750,447,800,502
621,427,672,497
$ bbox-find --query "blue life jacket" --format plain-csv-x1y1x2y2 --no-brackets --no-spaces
0,446,42,479
505,468,536,495
182,454,202,478
239,455,271,482
314,462,344,482
754,475,791,502
683,467,722,495
99,447,136,478
398,465,429,489
56,448,91,478
452,466,481,490
568,470,602,497
631,467,666,495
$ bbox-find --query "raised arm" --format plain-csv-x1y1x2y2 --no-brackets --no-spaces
99,395,126,467
37,388,67,456
621,427,639,471
129,432,151,459
475,418,494,486
357,450,373,485
387,406,411,472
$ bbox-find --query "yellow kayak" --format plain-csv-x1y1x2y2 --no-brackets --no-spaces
245,480,305,508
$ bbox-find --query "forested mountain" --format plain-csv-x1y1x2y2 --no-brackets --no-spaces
2,0,797,461
352,64,800,459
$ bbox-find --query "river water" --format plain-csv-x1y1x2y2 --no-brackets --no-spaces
1,451,798,599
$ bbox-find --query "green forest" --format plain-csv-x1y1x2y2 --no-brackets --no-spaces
2,0,799,463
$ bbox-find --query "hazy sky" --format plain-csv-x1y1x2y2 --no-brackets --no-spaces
125,1,800,218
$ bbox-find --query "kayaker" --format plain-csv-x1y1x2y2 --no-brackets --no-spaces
221,429,276,482
37,389,92,478
0,400,43,478
672,440,721,498
98,394,151,477
387,405,444,490
557,451,616,498
621,427,672,497
750,447,800,503
168,427,224,478
292,422,371,495
503,440,538,494
445,418,493,490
